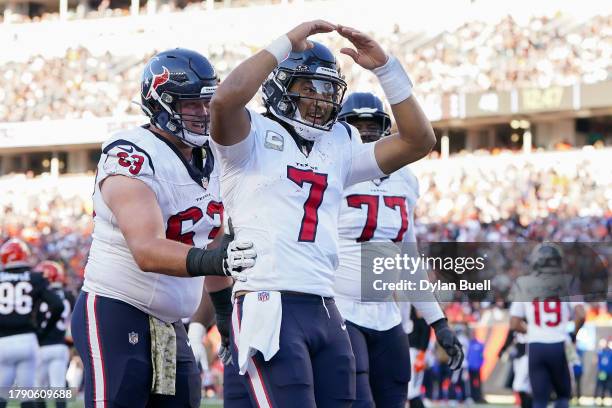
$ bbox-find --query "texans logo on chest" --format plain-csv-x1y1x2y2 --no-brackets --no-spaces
372,176,389,186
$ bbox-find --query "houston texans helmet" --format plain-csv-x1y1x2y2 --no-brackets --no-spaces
140,48,218,147
339,92,391,142
262,42,347,141
530,243,564,274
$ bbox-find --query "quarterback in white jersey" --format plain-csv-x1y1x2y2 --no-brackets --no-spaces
210,20,437,407
71,49,255,408
334,92,462,408
509,243,585,408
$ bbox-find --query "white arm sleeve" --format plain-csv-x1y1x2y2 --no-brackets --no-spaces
509,301,526,318
343,124,386,187
398,218,444,325
209,109,256,172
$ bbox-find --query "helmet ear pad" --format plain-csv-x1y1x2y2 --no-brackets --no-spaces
277,94,298,117
153,108,179,133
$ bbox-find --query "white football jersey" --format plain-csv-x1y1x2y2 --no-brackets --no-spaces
509,274,582,344
83,126,223,323
334,167,419,330
210,110,385,297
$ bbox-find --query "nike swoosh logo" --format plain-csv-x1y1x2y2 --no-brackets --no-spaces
117,146,134,153
340,323,347,331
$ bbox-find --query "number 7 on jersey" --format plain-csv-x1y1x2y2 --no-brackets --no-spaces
287,166,329,242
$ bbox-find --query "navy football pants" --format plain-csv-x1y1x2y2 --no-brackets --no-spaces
528,342,571,408
71,292,201,408
347,321,411,408
224,293,356,408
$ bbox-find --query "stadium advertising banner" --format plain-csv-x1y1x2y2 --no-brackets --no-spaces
580,80,612,109
465,90,513,117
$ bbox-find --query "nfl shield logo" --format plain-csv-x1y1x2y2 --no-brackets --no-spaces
128,331,139,345
257,291,270,302
202,176,209,189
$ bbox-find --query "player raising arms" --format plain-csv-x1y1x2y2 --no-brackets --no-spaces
334,92,463,408
71,48,255,408
0,239,63,408
509,244,586,408
210,21,436,407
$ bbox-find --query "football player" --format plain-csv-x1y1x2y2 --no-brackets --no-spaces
70,49,256,408
509,243,586,408
33,261,75,408
210,20,436,407
404,306,435,408
0,239,63,408
334,92,463,408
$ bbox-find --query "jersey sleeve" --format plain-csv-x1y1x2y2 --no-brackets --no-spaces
343,124,386,187
509,301,526,318
209,108,257,174
99,139,158,196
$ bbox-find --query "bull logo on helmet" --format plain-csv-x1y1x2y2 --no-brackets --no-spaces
145,66,170,100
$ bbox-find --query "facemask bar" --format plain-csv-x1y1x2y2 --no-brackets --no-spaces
279,74,347,132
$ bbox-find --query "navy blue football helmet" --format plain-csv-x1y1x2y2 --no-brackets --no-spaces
530,243,564,274
262,42,347,141
339,92,391,142
140,48,218,147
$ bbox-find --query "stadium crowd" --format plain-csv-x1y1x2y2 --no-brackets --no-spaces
1,149,610,402
0,13,610,122
1,149,609,294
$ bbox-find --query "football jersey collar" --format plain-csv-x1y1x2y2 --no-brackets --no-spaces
148,128,212,189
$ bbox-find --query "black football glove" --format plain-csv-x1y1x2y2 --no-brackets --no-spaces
209,286,233,366
432,318,464,371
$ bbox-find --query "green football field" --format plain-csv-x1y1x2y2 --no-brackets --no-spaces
7,395,611,407
6,401,606,408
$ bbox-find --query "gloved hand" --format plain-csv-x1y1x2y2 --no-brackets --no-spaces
432,318,464,371
187,322,209,371
186,218,256,280
221,218,256,282
209,286,233,366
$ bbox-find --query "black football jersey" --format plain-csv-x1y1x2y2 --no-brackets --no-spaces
37,287,75,346
0,267,62,338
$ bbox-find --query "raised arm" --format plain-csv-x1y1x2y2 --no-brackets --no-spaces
337,25,436,174
210,20,336,146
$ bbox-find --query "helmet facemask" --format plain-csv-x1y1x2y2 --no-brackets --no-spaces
151,87,216,148
346,115,390,143
267,70,347,141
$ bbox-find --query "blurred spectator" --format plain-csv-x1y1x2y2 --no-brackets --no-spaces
595,338,612,405
0,13,610,122
467,336,485,402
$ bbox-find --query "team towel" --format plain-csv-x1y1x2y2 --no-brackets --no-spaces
235,291,282,375
149,316,177,395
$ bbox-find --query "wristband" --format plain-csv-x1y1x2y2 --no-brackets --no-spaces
186,247,224,277
209,287,233,323
431,317,449,332
372,55,413,104
265,34,292,64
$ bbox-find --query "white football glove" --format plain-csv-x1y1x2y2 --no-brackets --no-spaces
223,241,256,282
187,322,209,371
221,218,256,282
